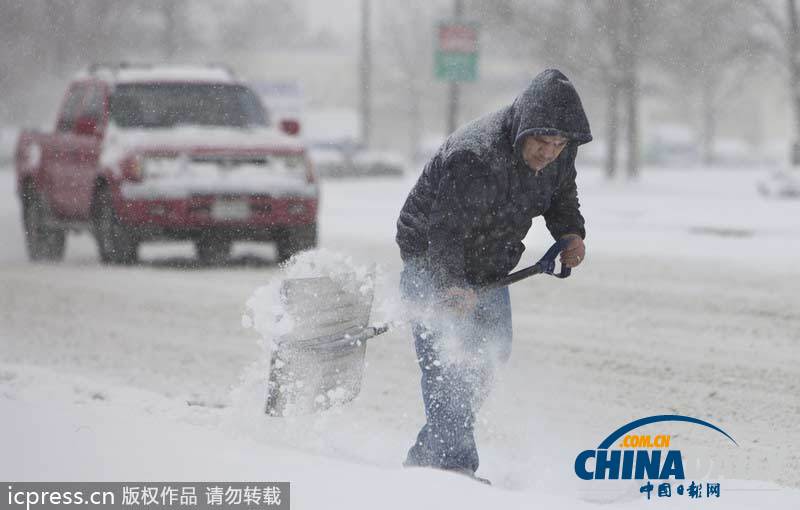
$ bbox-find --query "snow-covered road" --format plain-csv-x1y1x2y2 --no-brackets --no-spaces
1,165,799,507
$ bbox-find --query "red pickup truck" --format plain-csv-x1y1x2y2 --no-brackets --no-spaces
15,64,318,264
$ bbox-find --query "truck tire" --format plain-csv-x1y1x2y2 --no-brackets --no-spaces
276,224,317,263
195,238,232,265
21,188,66,262
92,188,138,265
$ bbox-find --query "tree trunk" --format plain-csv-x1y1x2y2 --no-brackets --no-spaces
360,0,372,148
163,0,178,62
623,0,640,179
701,79,716,166
46,3,76,77
787,0,800,165
625,72,639,179
605,2,623,180
409,83,422,163
605,81,619,179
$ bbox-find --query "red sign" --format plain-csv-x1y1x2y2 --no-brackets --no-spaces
438,24,478,53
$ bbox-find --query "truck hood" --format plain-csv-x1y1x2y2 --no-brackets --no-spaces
101,125,304,168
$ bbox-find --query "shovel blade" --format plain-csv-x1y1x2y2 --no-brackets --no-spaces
265,334,368,416
265,273,374,416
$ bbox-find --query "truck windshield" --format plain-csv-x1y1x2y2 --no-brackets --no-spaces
109,83,268,128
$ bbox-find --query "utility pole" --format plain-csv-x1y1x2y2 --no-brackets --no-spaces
446,0,464,135
360,0,372,148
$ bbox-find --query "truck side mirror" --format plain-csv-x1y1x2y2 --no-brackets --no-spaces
280,119,301,136
75,115,101,137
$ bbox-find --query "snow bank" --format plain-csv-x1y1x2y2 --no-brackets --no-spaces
2,364,799,509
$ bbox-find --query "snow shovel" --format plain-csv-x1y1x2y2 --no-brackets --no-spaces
264,238,573,416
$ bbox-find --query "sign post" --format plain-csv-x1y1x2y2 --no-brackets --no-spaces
435,22,479,82
436,18,478,134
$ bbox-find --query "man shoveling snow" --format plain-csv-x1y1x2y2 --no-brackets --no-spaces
395,69,592,483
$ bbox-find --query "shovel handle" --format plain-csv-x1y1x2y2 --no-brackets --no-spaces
538,237,574,279
357,241,573,341
482,238,572,291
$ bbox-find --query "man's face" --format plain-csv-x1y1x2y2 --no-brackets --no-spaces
522,135,569,172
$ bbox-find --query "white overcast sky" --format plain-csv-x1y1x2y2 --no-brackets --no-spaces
306,0,361,40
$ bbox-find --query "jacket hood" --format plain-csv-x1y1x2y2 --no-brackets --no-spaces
510,69,592,153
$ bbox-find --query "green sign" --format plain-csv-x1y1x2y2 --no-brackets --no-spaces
435,22,479,82
435,52,478,82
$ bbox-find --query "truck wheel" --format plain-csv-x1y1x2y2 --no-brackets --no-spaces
21,188,66,262
195,238,232,265
92,189,138,265
276,224,317,263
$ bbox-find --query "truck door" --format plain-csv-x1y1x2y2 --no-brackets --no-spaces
71,82,108,219
46,83,88,217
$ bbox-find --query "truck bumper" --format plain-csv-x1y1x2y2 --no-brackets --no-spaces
116,195,317,242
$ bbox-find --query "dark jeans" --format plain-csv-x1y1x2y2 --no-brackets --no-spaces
401,259,512,474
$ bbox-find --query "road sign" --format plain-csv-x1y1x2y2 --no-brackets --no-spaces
435,22,479,82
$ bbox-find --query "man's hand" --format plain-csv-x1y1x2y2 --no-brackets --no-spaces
442,286,478,315
559,233,585,268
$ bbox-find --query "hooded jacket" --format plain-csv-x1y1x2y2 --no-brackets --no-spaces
396,69,592,287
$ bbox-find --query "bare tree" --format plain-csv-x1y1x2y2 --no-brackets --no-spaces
483,0,658,179
216,0,306,50
0,0,307,124
654,1,765,166
162,0,180,61
787,0,800,164
360,0,372,147
375,1,442,160
601,3,624,179
620,0,642,179
750,0,800,165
